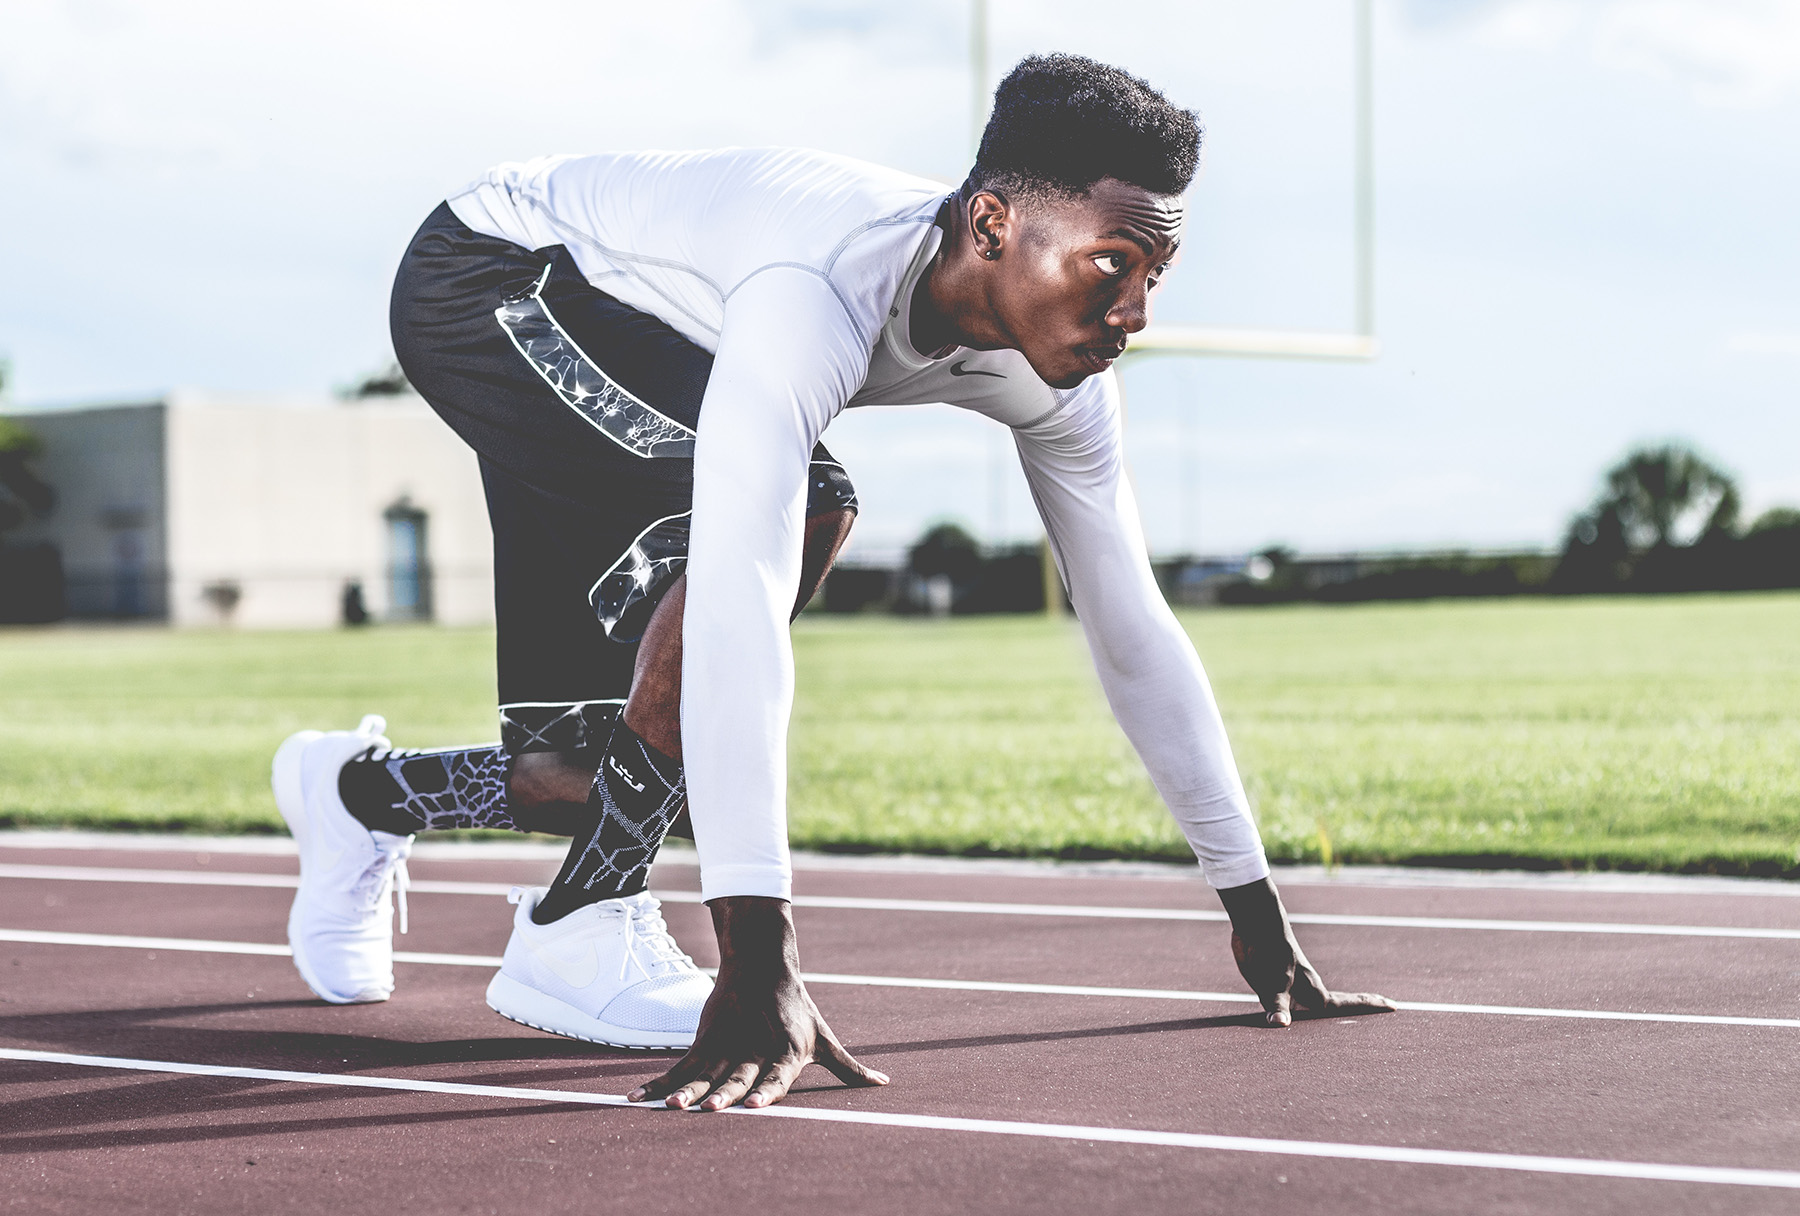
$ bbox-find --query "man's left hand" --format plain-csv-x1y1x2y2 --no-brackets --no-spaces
1216,876,1397,1027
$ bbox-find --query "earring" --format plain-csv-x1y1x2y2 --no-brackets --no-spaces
984,248,1000,260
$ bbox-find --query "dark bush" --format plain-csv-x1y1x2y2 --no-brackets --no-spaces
820,566,895,613
0,543,65,623
1737,510,1800,590
956,548,1046,614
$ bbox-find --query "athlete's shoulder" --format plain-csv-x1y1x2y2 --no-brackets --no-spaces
703,146,945,201
674,149,947,343
523,147,939,221
455,147,946,356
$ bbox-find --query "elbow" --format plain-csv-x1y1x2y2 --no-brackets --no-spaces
1081,598,1192,683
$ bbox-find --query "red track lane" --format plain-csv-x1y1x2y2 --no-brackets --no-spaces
2,840,1798,1215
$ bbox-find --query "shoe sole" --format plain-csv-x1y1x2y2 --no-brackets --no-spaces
485,972,694,1051
287,920,391,1005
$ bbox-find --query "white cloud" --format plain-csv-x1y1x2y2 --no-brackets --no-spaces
1471,0,1582,51
1727,332,1800,356
1412,0,1800,107
3,0,1796,551
1597,0,1800,107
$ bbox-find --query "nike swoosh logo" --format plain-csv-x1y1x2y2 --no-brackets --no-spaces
949,360,1005,379
527,935,601,989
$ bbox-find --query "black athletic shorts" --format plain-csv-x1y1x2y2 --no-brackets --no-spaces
390,203,857,756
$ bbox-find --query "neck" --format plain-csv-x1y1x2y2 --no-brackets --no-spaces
911,200,1009,358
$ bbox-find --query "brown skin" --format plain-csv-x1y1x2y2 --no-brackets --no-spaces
632,897,885,1112
507,507,855,804
909,176,1183,388
1218,878,1396,1026
621,180,1390,1114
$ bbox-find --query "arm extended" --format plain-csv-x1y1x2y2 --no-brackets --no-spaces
630,268,889,1108
1015,378,1393,1025
1014,382,1266,889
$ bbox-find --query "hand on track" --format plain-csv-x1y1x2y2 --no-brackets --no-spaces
626,895,888,1111
1217,877,1397,1027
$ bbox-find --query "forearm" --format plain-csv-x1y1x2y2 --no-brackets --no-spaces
1033,468,1269,887
1014,433,1268,885
1081,595,1268,886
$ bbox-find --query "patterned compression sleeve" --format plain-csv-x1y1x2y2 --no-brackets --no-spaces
531,723,687,920
339,746,519,835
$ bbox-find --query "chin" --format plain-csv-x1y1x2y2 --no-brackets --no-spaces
1025,350,1092,389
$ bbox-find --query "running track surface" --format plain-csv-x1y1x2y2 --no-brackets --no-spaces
3,834,1798,1215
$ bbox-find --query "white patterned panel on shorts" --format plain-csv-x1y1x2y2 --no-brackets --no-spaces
495,264,697,460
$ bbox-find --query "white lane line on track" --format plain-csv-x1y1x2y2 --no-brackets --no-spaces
12,831,1800,899
0,928,496,965
0,864,304,889
2,1046,1796,1190
4,927,1798,1029
5,863,1798,941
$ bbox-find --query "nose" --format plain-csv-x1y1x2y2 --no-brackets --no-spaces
1105,280,1151,335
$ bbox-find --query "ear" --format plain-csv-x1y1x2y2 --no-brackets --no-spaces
966,190,1012,261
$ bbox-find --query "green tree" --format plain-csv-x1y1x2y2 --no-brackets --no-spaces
1604,445,1739,549
1555,444,1740,592
908,522,983,585
1747,506,1800,535
338,361,414,399
0,416,55,534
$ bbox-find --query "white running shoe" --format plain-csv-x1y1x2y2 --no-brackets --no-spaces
273,714,413,1005
485,886,713,1050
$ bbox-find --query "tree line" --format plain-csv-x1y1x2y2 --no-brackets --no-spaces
1218,444,1799,606
824,443,1800,614
1553,446,1799,593
3,401,1795,623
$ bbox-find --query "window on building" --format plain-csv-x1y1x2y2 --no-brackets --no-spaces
384,499,432,621
101,504,150,618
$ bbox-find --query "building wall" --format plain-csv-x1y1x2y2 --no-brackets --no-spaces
8,404,169,618
163,393,494,627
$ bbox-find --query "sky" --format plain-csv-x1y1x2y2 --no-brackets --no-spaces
1,0,1796,558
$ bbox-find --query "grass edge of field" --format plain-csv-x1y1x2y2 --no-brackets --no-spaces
5,594,1798,881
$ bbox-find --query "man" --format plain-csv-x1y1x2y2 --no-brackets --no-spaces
274,53,1392,1114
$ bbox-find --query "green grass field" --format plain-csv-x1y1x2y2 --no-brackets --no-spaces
3,593,1797,875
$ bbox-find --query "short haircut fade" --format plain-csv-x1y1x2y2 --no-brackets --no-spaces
967,53,1202,202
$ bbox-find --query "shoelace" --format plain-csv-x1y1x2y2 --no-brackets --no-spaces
618,901,694,981
351,840,412,935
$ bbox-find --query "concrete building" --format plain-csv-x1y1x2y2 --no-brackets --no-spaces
5,392,493,627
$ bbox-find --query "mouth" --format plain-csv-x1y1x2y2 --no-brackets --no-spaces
1076,344,1126,374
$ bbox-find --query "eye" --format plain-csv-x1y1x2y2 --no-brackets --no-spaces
1092,252,1127,277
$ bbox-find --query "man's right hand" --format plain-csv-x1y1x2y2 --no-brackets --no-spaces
1217,877,1396,1026
626,895,888,1111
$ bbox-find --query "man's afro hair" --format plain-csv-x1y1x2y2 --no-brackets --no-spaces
968,54,1202,200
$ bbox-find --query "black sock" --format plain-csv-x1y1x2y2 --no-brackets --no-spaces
532,723,685,924
339,745,517,835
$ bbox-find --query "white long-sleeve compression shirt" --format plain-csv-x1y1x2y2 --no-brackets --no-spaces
448,147,1271,901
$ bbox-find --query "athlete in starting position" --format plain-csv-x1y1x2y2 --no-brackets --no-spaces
273,53,1393,1114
